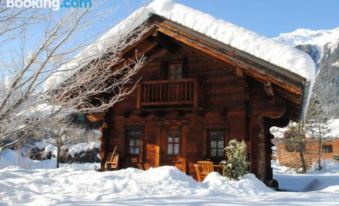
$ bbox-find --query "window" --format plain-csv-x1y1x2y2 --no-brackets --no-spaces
208,130,225,157
322,145,333,153
126,128,142,155
167,129,180,155
167,61,183,80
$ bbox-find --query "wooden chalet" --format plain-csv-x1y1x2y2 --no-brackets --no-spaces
81,5,313,185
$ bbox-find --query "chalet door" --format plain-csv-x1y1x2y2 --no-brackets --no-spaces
145,143,160,168
125,127,144,166
161,126,187,173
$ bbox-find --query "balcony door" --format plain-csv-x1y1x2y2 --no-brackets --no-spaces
166,60,183,102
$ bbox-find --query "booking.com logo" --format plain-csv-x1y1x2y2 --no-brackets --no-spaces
4,0,92,11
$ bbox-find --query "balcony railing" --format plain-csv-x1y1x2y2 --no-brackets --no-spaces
136,78,199,110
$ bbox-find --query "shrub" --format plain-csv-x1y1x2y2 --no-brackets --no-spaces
221,139,249,180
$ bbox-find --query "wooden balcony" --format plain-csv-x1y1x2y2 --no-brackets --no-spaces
136,78,199,110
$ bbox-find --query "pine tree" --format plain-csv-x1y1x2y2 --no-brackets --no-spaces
221,139,249,180
306,95,330,171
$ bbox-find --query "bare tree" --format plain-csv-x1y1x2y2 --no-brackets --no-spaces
283,123,307,173
0,5,147,152
42,119,72,168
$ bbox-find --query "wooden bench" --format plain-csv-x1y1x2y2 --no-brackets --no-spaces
105,146,119,170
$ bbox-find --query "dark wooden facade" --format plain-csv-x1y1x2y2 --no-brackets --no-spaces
93,15,308,184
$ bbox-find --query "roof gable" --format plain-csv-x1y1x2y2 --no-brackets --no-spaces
46,0,316,119
119,18,305,120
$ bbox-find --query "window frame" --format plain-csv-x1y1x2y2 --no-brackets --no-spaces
161,58,187,80
322,145,333,153
167,61,183,80
207,129,226,159
167,128,181,156
125,126,143,156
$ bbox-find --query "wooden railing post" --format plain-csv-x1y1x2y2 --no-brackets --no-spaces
193,78,199,110
139,78,199,108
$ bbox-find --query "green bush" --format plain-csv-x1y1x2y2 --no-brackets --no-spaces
221,139,249,180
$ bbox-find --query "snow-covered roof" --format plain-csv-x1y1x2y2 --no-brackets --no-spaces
46,0,316,90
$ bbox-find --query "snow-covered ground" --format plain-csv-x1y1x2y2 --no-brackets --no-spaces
273,160,339,193
1,150,339,205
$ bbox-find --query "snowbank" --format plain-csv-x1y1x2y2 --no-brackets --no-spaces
0,149,274,205
203,172,272,195
0,165,271,205
1,157,339,205
68,141,100,157
0,149,56,169
272,160,297,174
46,0,315,89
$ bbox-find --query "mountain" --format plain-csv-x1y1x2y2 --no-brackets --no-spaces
274,27,339,119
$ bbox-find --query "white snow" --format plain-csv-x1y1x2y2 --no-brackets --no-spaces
1,150,339,205
274,27,339,54
44,144,57,156
16,103,74,118
34,141,51,150
325,119,339,138
273,160,339,192
0,149,55,169
68,141,100,157
46,0,315,90
270,118,339,139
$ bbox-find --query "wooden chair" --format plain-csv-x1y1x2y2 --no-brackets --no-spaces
105,146,119,170
194,160,214,181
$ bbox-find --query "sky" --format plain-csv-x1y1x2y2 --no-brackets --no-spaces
107,0,339,37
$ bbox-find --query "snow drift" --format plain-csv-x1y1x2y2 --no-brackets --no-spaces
0,165,271,205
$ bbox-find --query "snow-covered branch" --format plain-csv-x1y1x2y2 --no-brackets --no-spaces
0,6,147,150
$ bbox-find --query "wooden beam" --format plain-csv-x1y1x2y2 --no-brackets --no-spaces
263,82,274,97
235,67,244,77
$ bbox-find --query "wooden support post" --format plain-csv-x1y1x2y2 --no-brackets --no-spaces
136,84,142,111
99,110,112,171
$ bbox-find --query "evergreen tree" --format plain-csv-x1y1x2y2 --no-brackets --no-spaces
283,123,307,173
306,95,330,171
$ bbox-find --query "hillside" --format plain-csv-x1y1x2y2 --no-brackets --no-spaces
274,27,339,118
